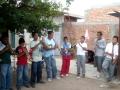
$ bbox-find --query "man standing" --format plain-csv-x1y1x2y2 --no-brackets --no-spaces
100,36,118,87
30,32,45,88
43,31,59,81
76,36,87,78
0,33,14,90
94,31,106,78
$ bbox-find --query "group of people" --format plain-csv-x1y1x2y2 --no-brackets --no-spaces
60,31,119,87
94,32,119,87
0,30,119,90
0,31,60,90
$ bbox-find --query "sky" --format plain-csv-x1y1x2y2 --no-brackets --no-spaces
56,0,120,16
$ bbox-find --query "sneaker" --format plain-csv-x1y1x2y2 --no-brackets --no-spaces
9,88,14,90
17,87,21,90
37,80,45,84
77,76,81,79
82,74,85,78
96,74,100,78
31,84,35,88
48,78,52,82
66,74,69,77
56,76,61,80
60,74,64,78
100,83,109,88
24,84,30,88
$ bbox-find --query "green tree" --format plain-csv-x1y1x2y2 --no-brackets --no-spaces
0,0,73,33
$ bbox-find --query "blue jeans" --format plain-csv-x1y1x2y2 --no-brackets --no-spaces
94,56,104,72
0,64,12,90
16,65,29,87
31,61,43,84
76,55,86,75
102,57,116,82
44,56,57,79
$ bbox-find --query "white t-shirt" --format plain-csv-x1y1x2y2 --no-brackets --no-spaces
30,40,42,62
76,42,87,55
105,42,118,59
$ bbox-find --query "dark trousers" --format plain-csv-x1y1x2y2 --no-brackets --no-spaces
31,61,43,84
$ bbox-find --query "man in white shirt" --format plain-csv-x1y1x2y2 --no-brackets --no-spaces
100,36,118,87
76,36,87,78
30,32,45,88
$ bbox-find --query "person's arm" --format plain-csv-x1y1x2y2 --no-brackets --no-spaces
82,43,88,51
31,41,42,51
0,45,9,55
16,48,26,58
0,43,14,55
8,43,15,54
97,40,106,49
105,44,113,57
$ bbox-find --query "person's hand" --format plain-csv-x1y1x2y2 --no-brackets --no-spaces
106,52,113,57
96,44,100,48
54,44,59,49
112,59,118,64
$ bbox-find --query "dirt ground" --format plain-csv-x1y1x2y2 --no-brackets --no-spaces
14,74,120,90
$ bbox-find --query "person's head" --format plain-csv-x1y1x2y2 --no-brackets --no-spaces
19,38,25,47
63,36,68,42
32,32,39,41
80,36,85,43
97,31,102,40
48,31,54,39
1,33,9,45
112,36,118,44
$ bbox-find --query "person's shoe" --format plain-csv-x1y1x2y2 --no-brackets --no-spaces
48,78,52,82
66,74,69,77
17,87,21,90
9,88,14,90
56,76,61,80
24,84,30,88
37,80,45,84
76,74,80,79
76,76,81,79
82,74,85,78
100,83,109,88
31,84,35,88
60,74,64,78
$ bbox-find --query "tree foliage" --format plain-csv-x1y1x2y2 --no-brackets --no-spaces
0,0,73,33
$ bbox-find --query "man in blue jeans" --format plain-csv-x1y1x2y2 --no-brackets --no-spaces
30,32,45,88
43,31,59,82
0,33,14,90
94,31,106,78
100,36,118,88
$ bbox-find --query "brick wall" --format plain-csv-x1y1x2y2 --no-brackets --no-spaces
63,23,118,50
85,6,120,23
62,5,119,51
